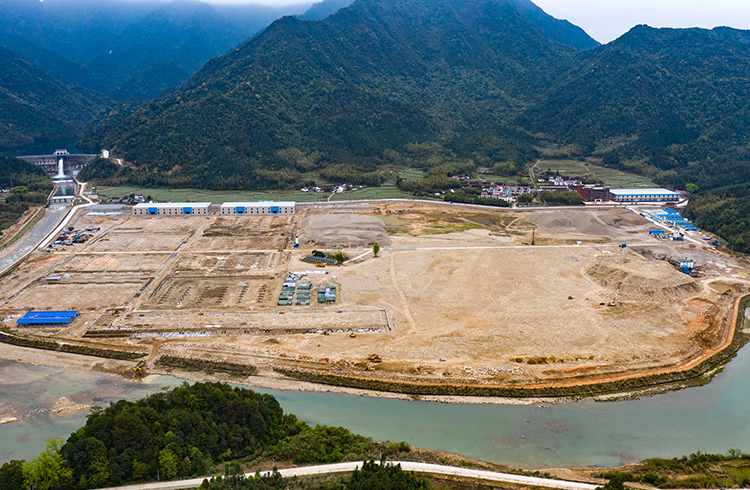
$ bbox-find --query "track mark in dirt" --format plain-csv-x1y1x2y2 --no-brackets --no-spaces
390,252,416,330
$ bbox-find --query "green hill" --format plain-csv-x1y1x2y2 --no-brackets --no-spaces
520,25,750,189
0,47,110,148
81,0,578,189
299,0,599,50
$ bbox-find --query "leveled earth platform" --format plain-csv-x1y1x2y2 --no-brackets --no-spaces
0,201,747,397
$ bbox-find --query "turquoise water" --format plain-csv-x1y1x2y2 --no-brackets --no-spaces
2,347,749,468
53,181,76,197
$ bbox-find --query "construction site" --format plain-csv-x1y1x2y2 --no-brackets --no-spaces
0,201,748,397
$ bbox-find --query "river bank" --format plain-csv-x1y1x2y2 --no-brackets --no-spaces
3,335,750,468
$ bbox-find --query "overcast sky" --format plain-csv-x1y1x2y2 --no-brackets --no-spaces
209,0,750,44
532,0,750,43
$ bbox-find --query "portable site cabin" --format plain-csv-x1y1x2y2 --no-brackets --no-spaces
133,203,210,216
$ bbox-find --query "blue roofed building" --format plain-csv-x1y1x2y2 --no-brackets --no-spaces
16,311,78,327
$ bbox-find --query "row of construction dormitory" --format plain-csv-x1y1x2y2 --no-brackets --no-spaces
132,202,296,216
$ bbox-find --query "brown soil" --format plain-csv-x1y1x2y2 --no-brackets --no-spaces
0,201,747,399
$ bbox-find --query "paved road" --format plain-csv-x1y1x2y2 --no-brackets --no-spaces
91,461,600,490
0,203,69,274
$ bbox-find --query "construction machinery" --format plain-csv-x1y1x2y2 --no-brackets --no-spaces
369,354,382,363
132,360,147,378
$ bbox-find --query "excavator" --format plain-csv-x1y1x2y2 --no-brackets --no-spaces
131,360,147,378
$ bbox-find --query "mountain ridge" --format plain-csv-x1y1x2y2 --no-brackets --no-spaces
0,46,110,148
81,0,578,188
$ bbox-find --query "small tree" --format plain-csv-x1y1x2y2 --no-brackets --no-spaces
686,183,699,194
23,439,73,490
331,251,347,263
373,243,380,257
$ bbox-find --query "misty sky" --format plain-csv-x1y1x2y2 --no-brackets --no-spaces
208,0,750,43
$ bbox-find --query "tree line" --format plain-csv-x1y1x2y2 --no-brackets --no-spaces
0,382,412,490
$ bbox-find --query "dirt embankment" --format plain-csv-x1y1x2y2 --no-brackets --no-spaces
586,255,702,300
528,208,648,237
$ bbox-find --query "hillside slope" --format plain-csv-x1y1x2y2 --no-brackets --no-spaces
91,0,245,100
299,0,598,49
0,0,310,100
82,0,577,189
0,47,110,148
521,25,750,188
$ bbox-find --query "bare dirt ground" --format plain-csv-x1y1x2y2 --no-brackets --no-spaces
0,202,748,398
298,213,391,248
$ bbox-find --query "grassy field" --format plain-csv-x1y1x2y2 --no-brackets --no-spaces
398,168,425,182
536,159,656,188
97,186,414,203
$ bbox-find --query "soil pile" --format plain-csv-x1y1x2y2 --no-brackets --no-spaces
298,213,391,248
587,254,701,300
529,208,648,237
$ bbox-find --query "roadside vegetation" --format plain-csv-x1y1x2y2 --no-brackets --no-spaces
599,450,750,489
0,156,52,236
200,460,431,490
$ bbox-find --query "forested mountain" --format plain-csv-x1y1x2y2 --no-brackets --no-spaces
507,0,599,50
0,47,110,148
92,0,244,100
81,0,579,189
298,0,599,50
0,0,310,100
515,25,750,250
299,0,355,21
521,25,750,189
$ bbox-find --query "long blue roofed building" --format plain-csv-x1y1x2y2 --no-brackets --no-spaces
132,202,210,216
16,311,78,327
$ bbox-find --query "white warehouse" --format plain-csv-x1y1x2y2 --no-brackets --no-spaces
609,188,681,204
220,202,296,216
132,202,211,216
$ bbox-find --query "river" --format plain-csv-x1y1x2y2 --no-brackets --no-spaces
1,346,749,469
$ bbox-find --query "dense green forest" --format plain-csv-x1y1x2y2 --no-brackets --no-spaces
79,0,578,190
0,156,52,233
687,184,750,253
520,26,750,191
0,0,310,100
0,382,414,490
0,47,110,148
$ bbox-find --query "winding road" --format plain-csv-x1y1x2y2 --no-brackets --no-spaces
91,461,600,490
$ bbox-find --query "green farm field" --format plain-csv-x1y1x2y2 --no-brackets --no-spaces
97,185,414,203
536,160,656,188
